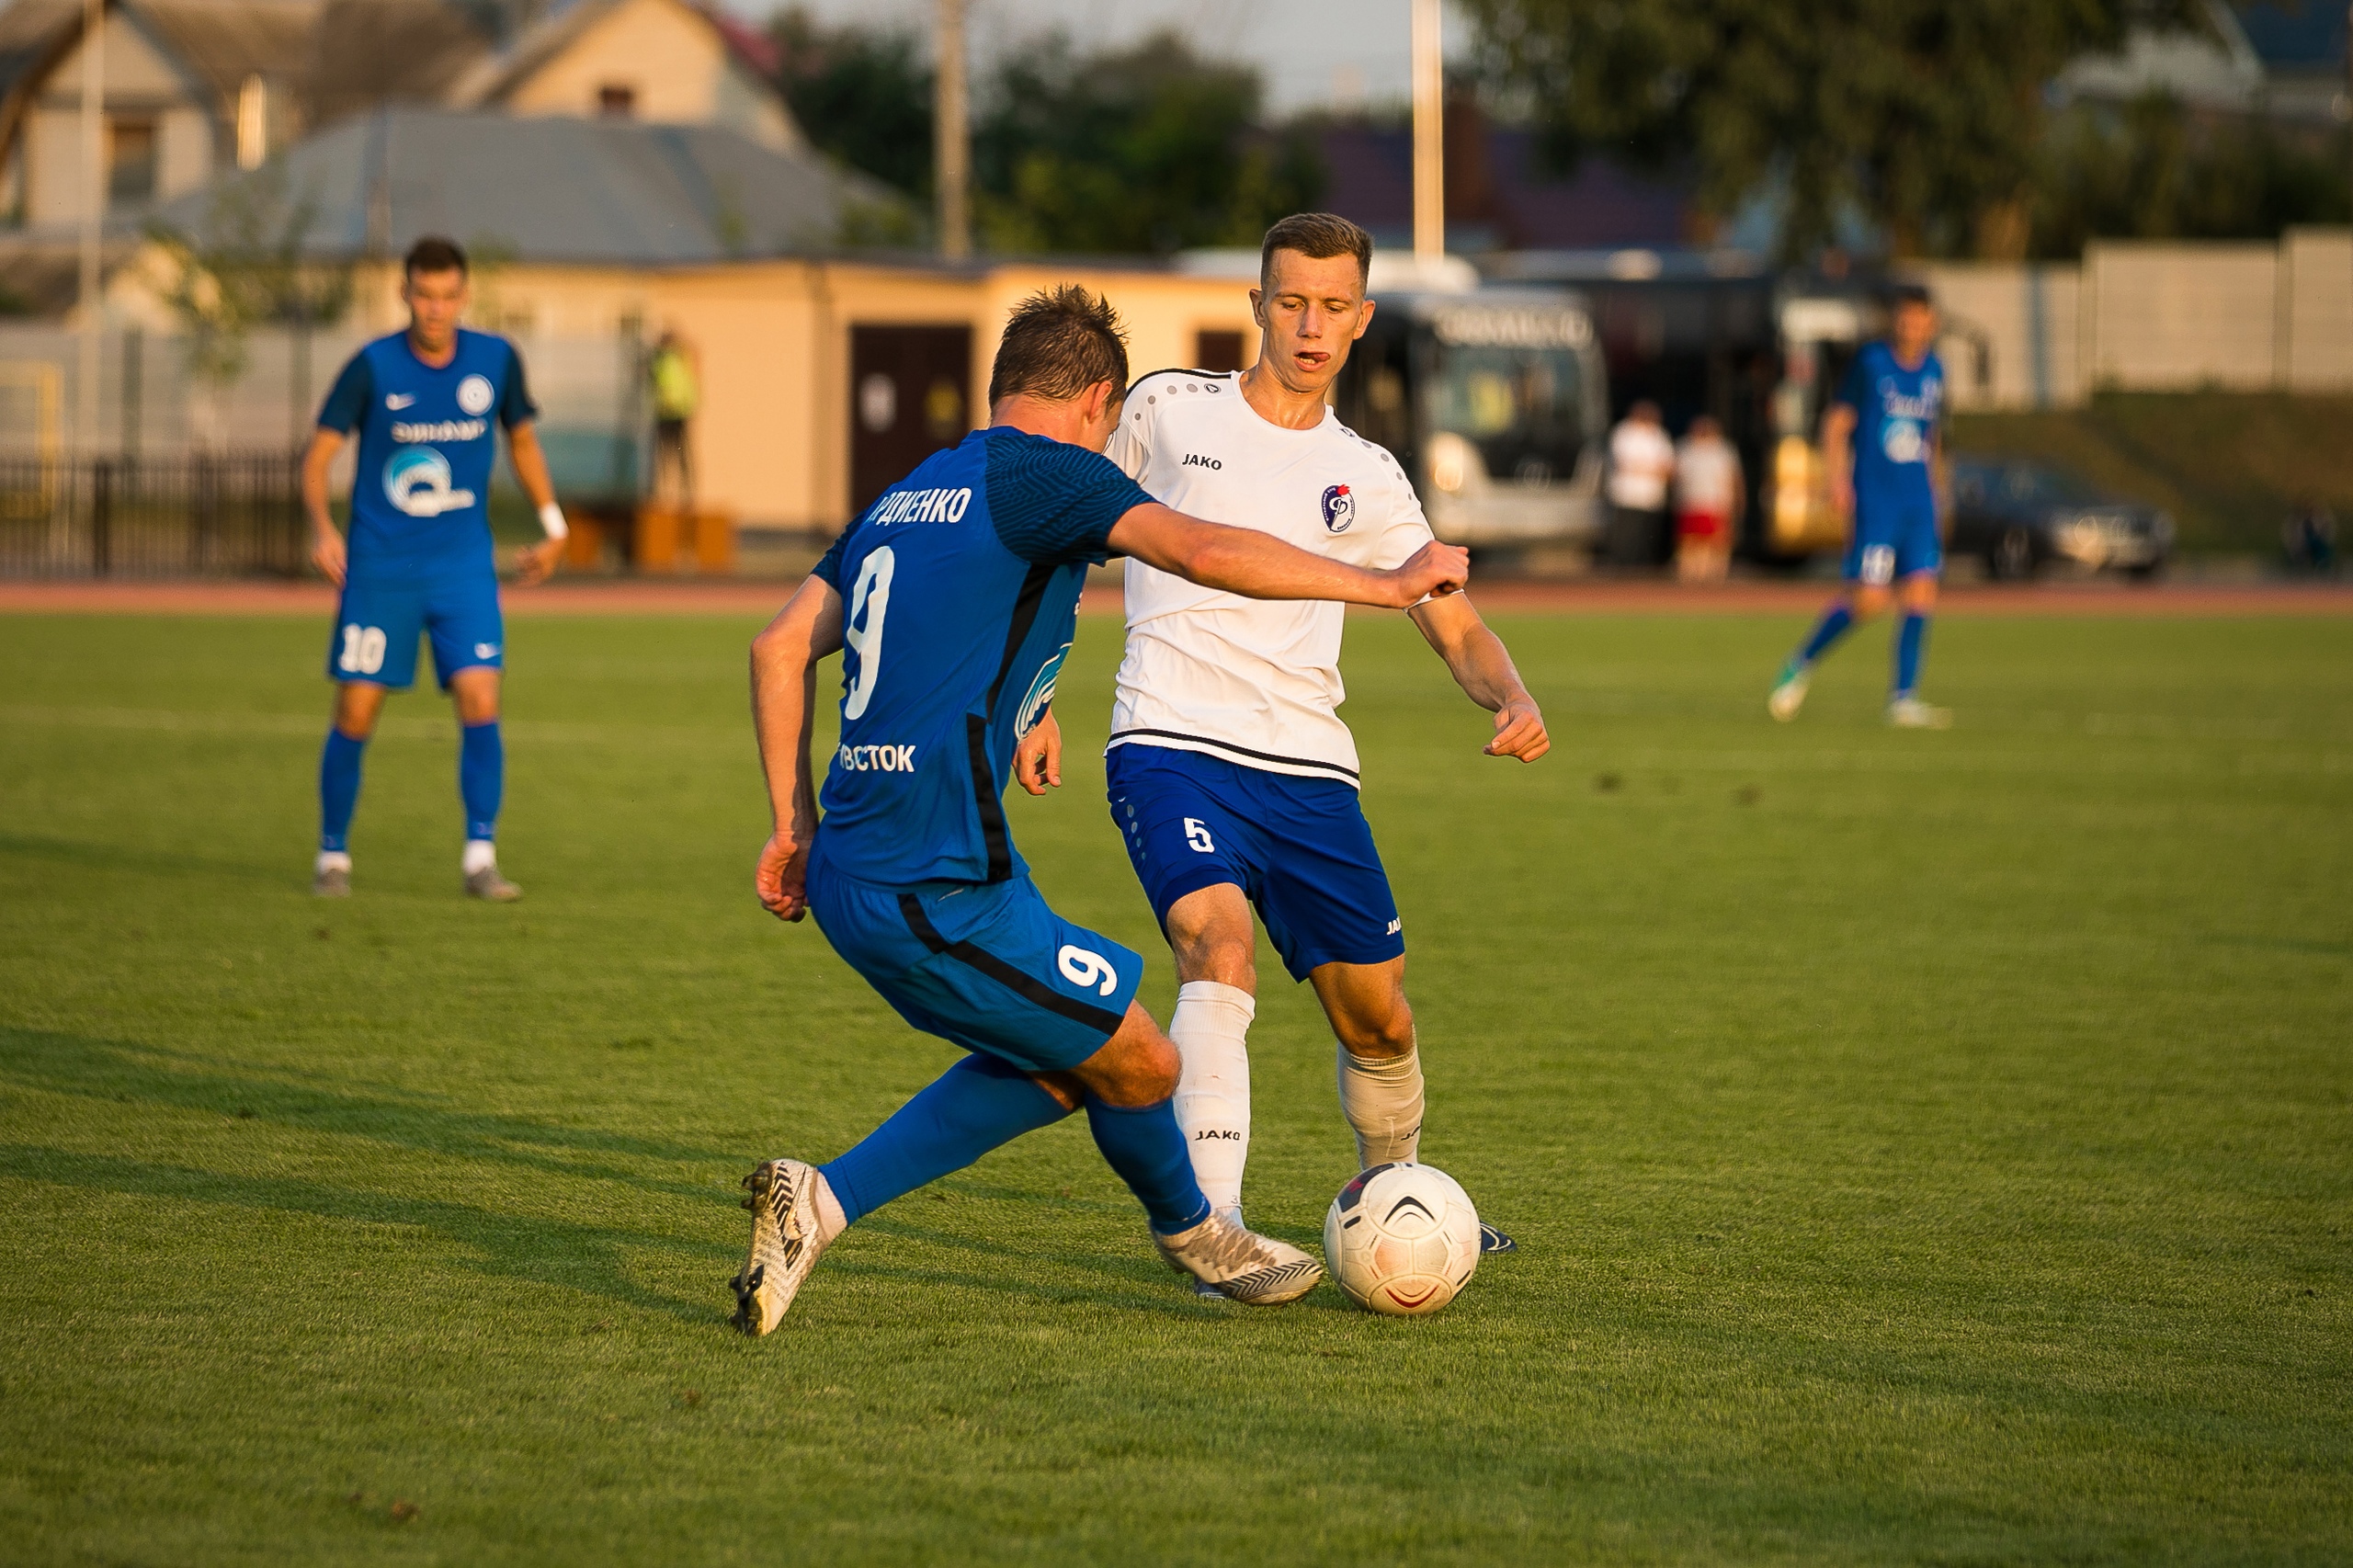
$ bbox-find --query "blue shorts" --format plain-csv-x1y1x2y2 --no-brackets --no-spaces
1105,744,1404,983
326,573,504,690
1843,494,1942,585
807,841,1143,1075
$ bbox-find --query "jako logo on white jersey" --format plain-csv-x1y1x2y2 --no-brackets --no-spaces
391,418,487,444
836,743,918,772
870,487,973,526
1181,453,1222,470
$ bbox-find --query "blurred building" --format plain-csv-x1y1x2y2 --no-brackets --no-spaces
0,0,799,292
2059,0,2350,123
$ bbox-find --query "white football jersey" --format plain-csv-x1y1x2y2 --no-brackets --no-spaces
1106,369,1434,787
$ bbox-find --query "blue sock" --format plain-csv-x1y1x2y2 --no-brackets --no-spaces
460,721,503,843
318,729,367,853
1793,603,1855,669
819,1055,1071,1225
1084,1094,1212,1235
1893,612,1929,698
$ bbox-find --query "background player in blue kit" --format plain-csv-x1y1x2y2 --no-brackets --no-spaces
733,286,1470,1335
302,236,570,900
1771,285,1954,729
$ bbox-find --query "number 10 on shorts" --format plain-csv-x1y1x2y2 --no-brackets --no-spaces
337,623,387,675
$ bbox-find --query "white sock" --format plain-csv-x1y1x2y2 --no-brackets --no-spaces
812,1170,849,1248
315,850,351,874
1170,980,1255,1215
461,839,497,876
1338,1040,1424,1168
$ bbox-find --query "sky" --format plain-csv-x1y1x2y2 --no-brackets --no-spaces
753,0,1477,116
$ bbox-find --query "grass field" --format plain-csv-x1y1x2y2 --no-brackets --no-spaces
2,606,2348,1565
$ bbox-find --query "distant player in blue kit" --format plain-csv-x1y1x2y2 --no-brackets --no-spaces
733,286,1471,1334
301,236,570,900
1770,284,1953,729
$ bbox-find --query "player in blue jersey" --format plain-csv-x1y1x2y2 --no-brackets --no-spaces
301,236,570,900
732,286,1471,1334
1770,285,1954,729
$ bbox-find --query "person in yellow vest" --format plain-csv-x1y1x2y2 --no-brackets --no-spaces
649,329,699,507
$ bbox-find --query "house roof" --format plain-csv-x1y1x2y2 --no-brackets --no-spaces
452,0,779,109
302,0,498,130
151,106,899,265
135,0,317,99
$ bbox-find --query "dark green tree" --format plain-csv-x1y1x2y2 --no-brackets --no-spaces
770,6,935,199
974,30,1323,255
1462,0,2206,259
2029,95,2352,256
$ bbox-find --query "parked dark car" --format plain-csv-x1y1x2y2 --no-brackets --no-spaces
1948,458,2175,580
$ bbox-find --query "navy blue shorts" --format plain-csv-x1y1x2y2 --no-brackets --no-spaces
1843,494,1942,585
1105,744,1404,983
326,573,504,690
807,840,1143,1075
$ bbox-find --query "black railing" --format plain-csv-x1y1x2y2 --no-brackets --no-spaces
0,451,306,579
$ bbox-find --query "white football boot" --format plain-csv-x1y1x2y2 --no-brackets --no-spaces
1155,1209,1323,1305
1886,696,1953,730
1191,1208,1245,1302
1768,665,1811,722
731,1158,828,1335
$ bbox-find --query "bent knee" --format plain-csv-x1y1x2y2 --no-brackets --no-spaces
1334,1006,1416,1061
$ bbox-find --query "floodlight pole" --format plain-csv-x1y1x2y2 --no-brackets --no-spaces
75,0,103,457
1411,0,1444,265
935,0,970,260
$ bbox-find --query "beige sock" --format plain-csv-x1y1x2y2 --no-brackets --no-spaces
1337,1040,1424,1168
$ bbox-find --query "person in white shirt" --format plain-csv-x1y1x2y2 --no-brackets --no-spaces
1015,212,1550,1283
1673,415,1745,583
1606,400,1677,566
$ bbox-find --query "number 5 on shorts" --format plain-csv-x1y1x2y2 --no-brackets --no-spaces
1183,817,1215,854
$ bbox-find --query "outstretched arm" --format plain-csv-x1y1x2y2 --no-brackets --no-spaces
749,574,847,921
1107,502,1468,608
1408,593,1550,762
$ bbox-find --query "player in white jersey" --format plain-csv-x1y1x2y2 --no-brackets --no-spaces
1016,214,1550,1278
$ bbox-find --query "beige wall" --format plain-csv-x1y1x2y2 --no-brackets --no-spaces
638,261,1262,530
2279,228,2353,392
1914,262,2082,411
498,0,796,151
2084,241,2279,392
25,10,214,226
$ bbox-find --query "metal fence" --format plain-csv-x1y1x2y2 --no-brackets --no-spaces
0,451,305,578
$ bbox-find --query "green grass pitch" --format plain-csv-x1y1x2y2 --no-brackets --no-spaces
1,605,2347,1565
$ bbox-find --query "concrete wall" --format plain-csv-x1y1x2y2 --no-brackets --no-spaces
1916,230,2353,409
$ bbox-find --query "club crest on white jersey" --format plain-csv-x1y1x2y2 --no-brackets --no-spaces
1321,483,1355,533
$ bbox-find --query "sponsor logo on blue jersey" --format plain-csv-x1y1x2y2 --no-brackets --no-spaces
1321,483,1355,533
382,447,477,518
835,743,918,772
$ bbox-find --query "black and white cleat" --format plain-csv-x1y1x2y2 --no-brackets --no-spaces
1478,1221,1518,1255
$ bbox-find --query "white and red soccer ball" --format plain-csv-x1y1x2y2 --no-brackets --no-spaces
1324,1162,1480,1315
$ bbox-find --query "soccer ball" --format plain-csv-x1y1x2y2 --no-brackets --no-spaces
1324,1162,1480,1316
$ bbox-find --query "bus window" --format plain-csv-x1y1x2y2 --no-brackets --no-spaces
1427,343,1586,486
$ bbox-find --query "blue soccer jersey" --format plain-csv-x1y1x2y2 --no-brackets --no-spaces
810,426,1151,888
318,328,537,582
1834,340,1945,511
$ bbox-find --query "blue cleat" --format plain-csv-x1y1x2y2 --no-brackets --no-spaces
1479,1221,1517,1255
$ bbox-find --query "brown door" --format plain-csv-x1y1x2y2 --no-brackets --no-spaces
849,324,973,517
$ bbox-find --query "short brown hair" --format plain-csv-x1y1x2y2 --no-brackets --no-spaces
1259,212,1372,289
404,235,468,279
988,285,1130,405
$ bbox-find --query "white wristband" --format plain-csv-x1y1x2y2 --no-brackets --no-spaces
537,502,569,540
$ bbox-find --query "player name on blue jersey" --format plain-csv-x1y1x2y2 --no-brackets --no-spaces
808,426,1151,888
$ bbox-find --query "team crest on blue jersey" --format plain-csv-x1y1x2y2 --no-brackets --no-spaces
1321,483,1355,533
382,447,476,517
